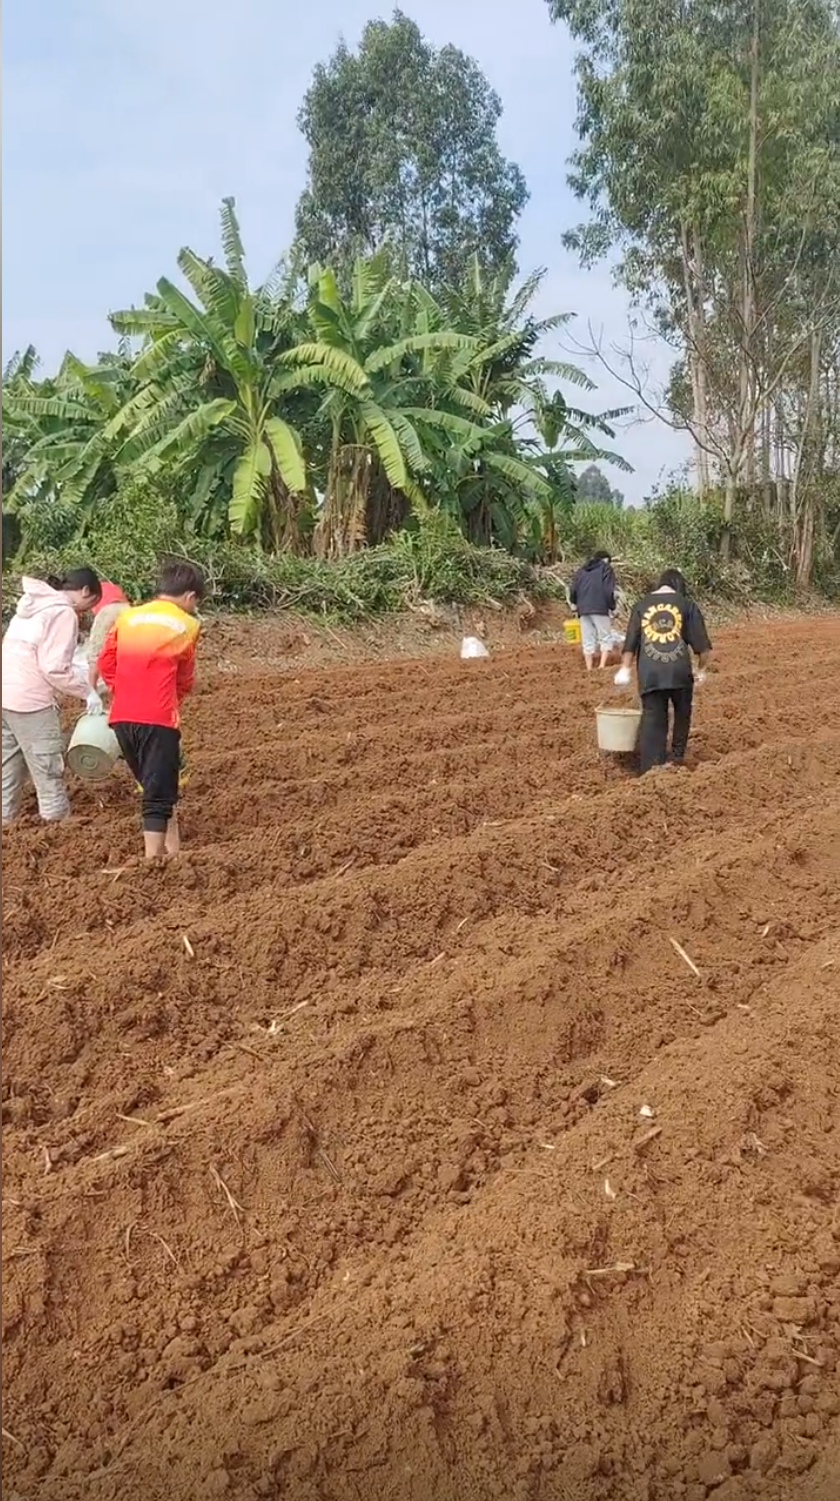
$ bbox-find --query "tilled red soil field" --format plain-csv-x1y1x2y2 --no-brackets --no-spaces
2,615,839,1501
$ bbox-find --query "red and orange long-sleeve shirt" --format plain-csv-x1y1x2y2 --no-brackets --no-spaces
90,579,129,616
97,598,200,729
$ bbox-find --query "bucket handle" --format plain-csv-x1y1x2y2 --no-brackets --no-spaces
597,696,642,712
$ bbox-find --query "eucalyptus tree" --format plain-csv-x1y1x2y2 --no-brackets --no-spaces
546,0,840,576
294,11,528,288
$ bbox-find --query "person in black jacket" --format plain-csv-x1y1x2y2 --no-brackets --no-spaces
569,550,618,670
615,569,712,773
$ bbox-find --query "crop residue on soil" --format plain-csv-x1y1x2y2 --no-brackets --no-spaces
2,615,839,1501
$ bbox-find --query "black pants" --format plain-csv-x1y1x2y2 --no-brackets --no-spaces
639,686,693,774
113,723,181,832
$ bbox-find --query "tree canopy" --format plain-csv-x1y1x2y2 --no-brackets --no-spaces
575,463,624,507
294,11,529,289
546,0,840,581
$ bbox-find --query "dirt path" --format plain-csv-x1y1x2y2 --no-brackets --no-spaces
3,615,839,1501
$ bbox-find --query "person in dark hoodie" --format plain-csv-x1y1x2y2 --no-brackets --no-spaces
615,568,712,773
569,550,618,670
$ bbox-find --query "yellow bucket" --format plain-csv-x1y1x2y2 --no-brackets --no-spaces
563,618,581,646
134,749,190,794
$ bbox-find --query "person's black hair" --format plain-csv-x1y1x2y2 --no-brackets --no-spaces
157,558,206,600
589,549,612,565
657,568,688,594
45,566,102,603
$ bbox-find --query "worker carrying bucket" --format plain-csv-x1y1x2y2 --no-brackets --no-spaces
568,550,618,671
613,569,713,774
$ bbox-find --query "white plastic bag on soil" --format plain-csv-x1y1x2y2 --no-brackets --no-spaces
460,636,489,660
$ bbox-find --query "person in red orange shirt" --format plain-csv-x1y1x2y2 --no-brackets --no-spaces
97,560,204,860
86,578,130,687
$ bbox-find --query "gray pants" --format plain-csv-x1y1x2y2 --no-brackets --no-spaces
2,705,69,824
579,613,613,656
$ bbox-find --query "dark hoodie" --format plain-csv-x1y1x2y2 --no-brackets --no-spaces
569,557,617,617
623,587,712,693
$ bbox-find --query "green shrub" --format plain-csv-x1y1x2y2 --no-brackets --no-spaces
2,504,564,628
4,478,835,632
556,501,639,563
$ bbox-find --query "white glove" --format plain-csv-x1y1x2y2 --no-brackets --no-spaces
85,689,105,715
695,669,707,687
614,666,632,687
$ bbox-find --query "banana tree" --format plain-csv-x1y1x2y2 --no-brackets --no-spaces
406,258,632,552
109,199,310,550
2,348,138,554
276,257,481,555
4,205,633,566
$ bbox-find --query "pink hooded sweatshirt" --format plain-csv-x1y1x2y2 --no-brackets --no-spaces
2,578,89,713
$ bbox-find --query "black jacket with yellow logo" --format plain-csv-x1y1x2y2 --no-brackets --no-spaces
623,590,712,693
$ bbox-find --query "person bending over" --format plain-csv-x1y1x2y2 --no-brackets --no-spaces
86,578,130,687
2,568,103,824
97,560,204,860
615,569,712,774
569,550,617,671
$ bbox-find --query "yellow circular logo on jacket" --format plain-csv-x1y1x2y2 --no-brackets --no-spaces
642,602,683,645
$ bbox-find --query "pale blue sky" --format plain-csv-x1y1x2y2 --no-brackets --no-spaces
2,0,689,500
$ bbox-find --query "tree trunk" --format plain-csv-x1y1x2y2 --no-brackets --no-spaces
722,471,737,560
261,466,302,554
679,221,711,493
316,443,371,558
722,0,760,558
739,0,760,519
760,402,773,518
365,474,409,545
795,498,816,588
792,328,822,587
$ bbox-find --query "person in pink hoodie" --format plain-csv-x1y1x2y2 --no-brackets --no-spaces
2,569,104,824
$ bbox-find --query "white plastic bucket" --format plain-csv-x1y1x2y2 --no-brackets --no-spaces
67,713,120,780
595,705,642,753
